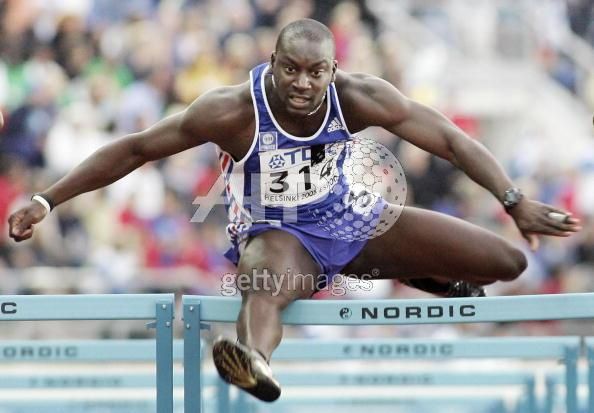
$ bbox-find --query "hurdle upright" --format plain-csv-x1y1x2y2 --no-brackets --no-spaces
266,336,581,413
0,294,175,413
182,292,594,413
584,338,594,413
0,339,237,413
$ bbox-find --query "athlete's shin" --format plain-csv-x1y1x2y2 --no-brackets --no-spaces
237,292,286,361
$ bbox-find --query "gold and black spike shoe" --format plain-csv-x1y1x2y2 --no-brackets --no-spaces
446,281,486,298
405,278,486,298
212,337,281,402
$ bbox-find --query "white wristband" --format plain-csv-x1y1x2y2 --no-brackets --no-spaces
31,195,51,214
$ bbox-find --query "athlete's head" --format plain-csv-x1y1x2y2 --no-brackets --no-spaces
270,19,337,117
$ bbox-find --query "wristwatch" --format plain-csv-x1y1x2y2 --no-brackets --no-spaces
502,187,523,211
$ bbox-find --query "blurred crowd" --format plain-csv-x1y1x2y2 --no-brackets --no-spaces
0,0,385,296
566,0,594,45
403,0,594,109
0,0,593,338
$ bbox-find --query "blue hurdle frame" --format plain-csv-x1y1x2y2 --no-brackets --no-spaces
263,337,580,413
0,294,175,413
547,338,594,413
182,293,594,413
0,339,233,413
586,338,594,413
0,340,525,413
262,395,507,413
0,399,176,413
236,371,532,413
0,395,502,413
0,339,183,362
544,368,592,413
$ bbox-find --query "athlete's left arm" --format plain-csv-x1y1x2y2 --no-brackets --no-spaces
346,73,581,248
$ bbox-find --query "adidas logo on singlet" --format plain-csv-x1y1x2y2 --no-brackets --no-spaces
327,117,344,133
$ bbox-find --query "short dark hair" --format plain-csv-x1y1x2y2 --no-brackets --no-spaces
276,19,335,57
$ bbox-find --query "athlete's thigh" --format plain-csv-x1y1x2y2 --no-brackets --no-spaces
342,206,523,282
237,229,321,300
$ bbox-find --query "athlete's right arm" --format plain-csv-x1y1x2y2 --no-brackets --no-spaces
8,85,247,242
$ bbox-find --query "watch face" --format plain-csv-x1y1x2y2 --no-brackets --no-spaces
504,188,522,207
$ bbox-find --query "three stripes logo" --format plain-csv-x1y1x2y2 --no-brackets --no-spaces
327,117,344,133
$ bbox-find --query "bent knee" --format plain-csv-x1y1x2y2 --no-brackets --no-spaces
496,245,527,281
242,284,301,310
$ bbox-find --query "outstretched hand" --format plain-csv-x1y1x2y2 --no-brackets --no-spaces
8,202,48,242
508,199,581,251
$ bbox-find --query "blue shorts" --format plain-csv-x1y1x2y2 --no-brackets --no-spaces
224,223,368,287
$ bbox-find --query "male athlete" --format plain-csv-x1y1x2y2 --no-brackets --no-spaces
8,19,580,402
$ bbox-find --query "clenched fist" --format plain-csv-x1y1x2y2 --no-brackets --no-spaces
8,202,48,242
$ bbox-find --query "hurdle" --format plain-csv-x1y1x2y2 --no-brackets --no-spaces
0,395,504,413
542,337,594,413
0,339,234,413
0,343,523,413
0,339,182,363
0,294,175,413
0,398,182,413
585,337,594,413
544,368,592,413
260,395,508,413
262,371,529,413
182,293,594,413
0,339,229,413
273,336,578,412
237,337,577,413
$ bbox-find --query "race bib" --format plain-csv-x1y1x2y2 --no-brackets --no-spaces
258,143,342,207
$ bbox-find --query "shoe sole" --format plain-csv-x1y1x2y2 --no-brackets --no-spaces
213,339,281,402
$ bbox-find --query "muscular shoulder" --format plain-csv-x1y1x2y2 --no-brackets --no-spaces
180,81,254,147
334,70,410,132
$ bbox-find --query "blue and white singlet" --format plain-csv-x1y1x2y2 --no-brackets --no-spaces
218,63,369,277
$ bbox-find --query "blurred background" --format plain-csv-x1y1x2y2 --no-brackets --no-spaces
0,0,594,341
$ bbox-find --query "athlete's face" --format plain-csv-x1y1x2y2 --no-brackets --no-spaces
270,38,337,117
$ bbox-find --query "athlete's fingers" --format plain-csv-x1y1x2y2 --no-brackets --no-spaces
14,228,34,241
543,213,580,233
522,232,539,251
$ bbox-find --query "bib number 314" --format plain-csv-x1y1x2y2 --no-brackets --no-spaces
259,145,340,207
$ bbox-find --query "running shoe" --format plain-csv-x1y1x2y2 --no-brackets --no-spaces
212,337,281,402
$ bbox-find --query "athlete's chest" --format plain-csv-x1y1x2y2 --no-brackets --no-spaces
268,110,327,137
220,113,328,161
